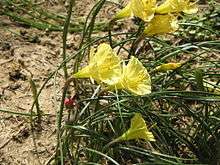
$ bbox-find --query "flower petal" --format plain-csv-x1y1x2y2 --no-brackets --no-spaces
183,2,198,14
114,2,132,20
117,113,155,141
155,62,182,72
73,43,121,84
114,0,156,21
131,0,155,21
155,0,198,14
110,56,151,95
122,56,151,95
144,15,179,36
73,65,93,78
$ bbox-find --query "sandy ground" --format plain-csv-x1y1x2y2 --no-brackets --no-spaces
0,22,61,164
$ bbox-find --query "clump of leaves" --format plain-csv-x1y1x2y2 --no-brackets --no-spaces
177,3,219,42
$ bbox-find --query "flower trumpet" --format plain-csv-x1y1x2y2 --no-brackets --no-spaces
73,43,121,85
155,62,182,72
110,56,151,95
114,0,156,22
144,15,179,36
116,113,155,141
155,0,198,14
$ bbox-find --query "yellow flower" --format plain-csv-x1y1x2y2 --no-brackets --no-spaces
111,56,151,95
114,0,156,22
155,62,182,72
116,113,155,141
155,0,198,14
114,2,132,20
73,43,121,85
144,15,179,36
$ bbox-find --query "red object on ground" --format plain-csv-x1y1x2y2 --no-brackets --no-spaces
64,97,76,108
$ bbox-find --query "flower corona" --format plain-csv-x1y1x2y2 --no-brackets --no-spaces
116,113,155,141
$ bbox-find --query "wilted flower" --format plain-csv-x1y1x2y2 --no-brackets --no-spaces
73,43,121,85
144,14,179,36
110,56,151,95
155,62,182,72
114,0,156,22
116,113,155,141
155,0,198,14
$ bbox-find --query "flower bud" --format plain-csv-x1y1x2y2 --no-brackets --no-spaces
155,62,182,72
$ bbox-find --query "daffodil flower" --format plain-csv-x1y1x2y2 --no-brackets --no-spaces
116,113,155,141
144,14,179,36
73,43,121,85
110,56,151,95
155,62,182,72
155,0,198,14
114,0,156,22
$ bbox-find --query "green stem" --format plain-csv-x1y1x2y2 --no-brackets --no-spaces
0,108,34,117
62,0,75,80
128,33,145,59
73,0,106,75
30,78,42,125
56,77,75,163
108,20,115,47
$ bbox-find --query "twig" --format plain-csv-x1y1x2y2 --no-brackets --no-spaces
0,138,11,150
0,59,13,66
45,152,56,165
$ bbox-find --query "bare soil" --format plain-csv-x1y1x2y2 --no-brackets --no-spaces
0,0,118,164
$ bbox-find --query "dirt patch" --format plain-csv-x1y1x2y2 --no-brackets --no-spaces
0,0,118,164
0,16,61,164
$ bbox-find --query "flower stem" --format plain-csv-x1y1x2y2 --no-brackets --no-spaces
62,0,75,80
128,33,145,59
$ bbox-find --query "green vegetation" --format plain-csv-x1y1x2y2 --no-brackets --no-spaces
1,0,219,164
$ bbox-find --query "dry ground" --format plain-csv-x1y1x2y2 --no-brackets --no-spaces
0,0,119,164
